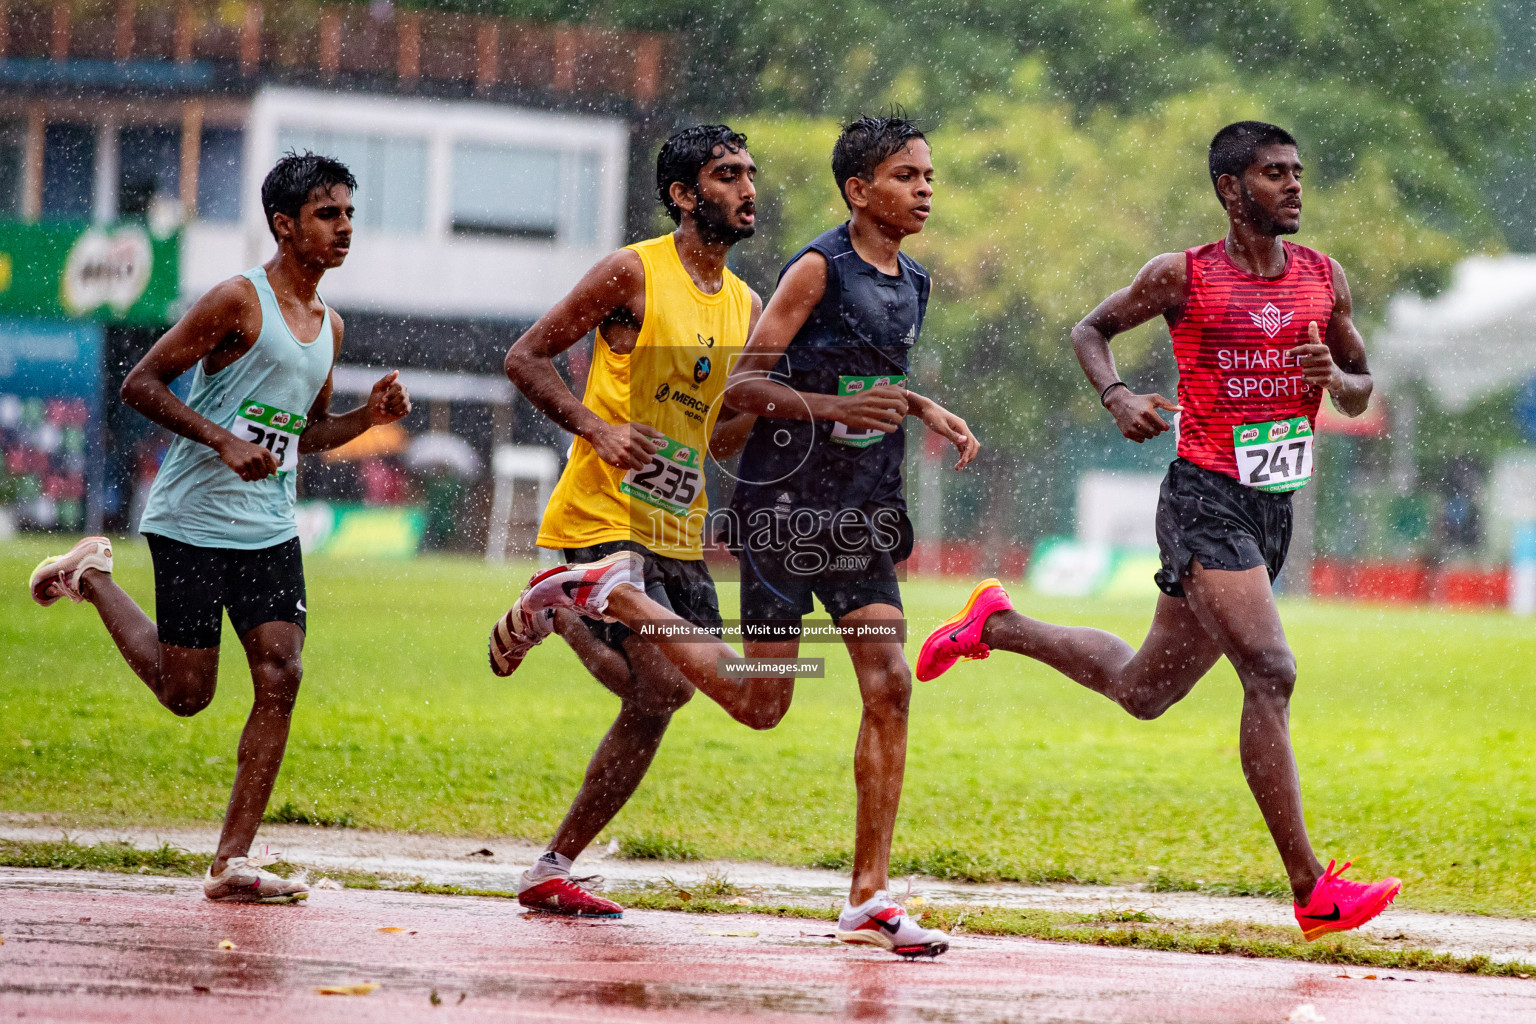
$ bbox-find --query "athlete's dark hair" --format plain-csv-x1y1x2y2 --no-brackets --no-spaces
1208,121,1297,208
832,115,927,210
261,151,357,241
655,124,748,225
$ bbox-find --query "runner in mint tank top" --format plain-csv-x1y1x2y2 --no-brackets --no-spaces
917,122,1404,943
28,153,411,904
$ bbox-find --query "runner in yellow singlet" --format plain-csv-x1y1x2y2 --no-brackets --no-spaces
491,125,762,917
536,229,750,558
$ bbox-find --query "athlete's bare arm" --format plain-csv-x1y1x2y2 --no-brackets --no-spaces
723,252,909,432
299,314,412,453
505,249,660,471
707,290,763,460
1072,252,1187,443
1288,259,1372,417
121,278,280,482
903,391,980,469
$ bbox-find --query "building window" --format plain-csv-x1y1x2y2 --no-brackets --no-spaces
276,128,426,235
197,127,243,223
117,126,180,220
451,143,559,239
565,150,603,246
0,121,25,218
42,124,96,221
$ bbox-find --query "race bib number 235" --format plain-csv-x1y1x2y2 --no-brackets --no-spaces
620,435,703,517
1233,416,1313,493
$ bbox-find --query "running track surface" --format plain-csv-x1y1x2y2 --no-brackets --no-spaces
3,869,1534,1023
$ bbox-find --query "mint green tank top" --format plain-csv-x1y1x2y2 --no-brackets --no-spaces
139,267,334,549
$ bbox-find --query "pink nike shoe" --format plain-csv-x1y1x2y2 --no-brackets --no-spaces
1294,859,1403,941
915,578,1014,682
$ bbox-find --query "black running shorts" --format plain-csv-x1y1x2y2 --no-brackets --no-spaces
1153,457,1293,599
737,514,905,633
562,540,722,653
145,533,307,648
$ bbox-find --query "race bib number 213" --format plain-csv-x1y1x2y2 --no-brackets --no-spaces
233,399,307,475
1233,416,1313,493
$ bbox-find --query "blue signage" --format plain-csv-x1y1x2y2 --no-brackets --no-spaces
1518,375,1536,445
0,317,105,532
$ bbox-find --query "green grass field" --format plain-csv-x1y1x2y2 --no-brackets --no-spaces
4,536,1535,917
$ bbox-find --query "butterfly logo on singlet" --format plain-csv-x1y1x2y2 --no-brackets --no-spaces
1248,302,1294,338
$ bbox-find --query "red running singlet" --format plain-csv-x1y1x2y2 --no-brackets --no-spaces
1167,239,1335,479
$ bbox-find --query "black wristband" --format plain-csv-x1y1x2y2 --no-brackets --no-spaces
1100,381,1129,404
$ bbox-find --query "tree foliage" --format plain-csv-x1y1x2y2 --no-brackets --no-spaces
402,0,1530,202
740,63,1475,443
396,0,1529,537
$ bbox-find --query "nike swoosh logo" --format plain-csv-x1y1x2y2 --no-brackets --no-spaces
560,580,588,599
297,600,306,612
1302,903,1341,921
949,614,979,643
873,914,902,934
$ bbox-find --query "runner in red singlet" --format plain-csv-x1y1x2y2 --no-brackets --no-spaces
1170,239,1335,481
917,121,1403,942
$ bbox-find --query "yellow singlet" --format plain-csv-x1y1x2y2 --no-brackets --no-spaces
537,233,751,559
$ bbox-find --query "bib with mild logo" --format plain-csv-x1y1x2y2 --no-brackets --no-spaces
620,434,703,517
233,399,308,475
1232,416,1313,492
831,374,907,448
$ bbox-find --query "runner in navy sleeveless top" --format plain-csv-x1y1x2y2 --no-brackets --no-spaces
722,116,978,956
729,220,927,523
917,122,1403,943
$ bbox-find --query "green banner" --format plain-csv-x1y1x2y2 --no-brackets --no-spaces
296,501,426,559
0,220,179,325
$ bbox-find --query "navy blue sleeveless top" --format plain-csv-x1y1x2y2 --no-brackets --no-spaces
730,223,929,518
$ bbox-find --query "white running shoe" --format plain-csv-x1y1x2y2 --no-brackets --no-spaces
520,550,644,623
488,593,555,678
29,536,112,606
203,855,310,904
836,891,950,958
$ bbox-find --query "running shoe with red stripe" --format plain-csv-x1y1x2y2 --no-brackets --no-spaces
1294,859,1402,941
836,891,949,958
517,875,623,917
916,578,1014,682
488,589,554,677
519,550,643,623
203,854,309,904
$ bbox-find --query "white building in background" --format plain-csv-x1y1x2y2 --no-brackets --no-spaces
0,1,671,537
187,87,628,320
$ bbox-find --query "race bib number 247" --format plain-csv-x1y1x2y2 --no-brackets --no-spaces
1233,416,1313,493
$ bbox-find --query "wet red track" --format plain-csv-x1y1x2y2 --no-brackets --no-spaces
3,869,1534,1023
